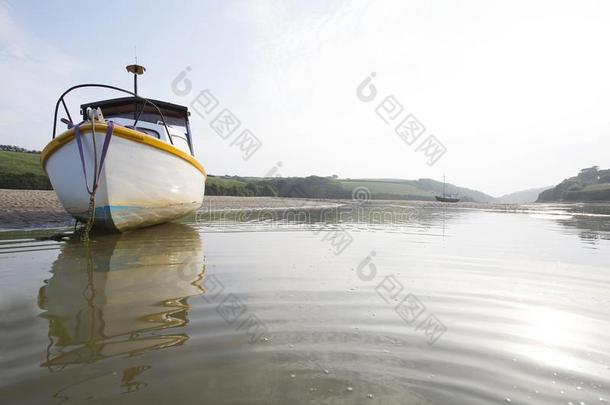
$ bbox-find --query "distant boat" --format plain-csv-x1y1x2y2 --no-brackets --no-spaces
435,195,460,203
435,175,460,203
41,64,206,231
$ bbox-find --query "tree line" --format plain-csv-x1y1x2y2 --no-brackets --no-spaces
0,145,41,153
206,175,352,199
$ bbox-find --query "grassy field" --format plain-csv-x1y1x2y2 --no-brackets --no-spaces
339,179,433,198
0,151,44,175
205,176,247,188
0,151,51,190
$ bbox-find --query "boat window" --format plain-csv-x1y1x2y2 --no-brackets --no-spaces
170,134,192,154
135,127,160,139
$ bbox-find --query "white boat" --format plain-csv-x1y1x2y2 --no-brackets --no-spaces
41,65,206,231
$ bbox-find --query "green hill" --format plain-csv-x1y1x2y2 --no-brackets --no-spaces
0,149,497,202
0,150,51,190
537,166,610,202
208,175,496,202
339,178,497,202
339,179,431,200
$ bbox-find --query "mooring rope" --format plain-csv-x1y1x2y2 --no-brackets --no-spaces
82,191,97,241
74,119,114,241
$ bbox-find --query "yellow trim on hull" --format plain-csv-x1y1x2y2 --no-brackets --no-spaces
41,123,206,176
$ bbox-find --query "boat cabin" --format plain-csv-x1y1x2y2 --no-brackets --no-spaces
80,97,194,155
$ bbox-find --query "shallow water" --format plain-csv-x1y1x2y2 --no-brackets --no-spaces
1,203,609,404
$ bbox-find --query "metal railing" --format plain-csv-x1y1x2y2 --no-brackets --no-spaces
52,84,174,145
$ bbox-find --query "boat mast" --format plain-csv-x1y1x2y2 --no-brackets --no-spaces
125,63,146,119
443,174,446,196
126,64,145,95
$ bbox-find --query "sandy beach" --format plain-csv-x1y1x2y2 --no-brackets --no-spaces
0,189,70,230
0,189,346,230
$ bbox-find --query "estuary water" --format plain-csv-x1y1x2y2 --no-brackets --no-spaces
1,202,609,404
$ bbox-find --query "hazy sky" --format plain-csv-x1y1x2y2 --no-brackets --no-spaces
1,0,609,196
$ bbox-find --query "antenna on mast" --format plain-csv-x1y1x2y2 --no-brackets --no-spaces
125,64,145,96
126,52,145,97
126,49,145,119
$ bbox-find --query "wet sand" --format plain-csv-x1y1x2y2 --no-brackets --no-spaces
0,189,69,230
0,189,346,230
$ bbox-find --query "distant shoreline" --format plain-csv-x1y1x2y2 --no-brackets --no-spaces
2,189,609,232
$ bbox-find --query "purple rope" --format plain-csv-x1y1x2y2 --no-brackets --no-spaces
74,124,92,194
74,122,114,196
97,122,114,181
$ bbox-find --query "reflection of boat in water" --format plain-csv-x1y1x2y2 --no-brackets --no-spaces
38,223,204,369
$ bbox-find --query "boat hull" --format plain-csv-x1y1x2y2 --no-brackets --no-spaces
42,124,206,231
435,196,460,203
